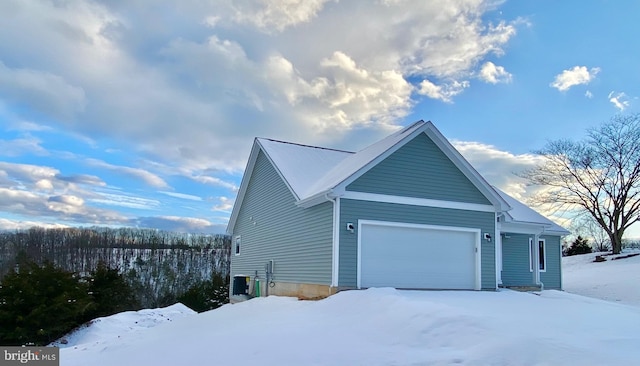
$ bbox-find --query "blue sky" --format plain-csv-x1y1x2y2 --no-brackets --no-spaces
0,0,638,236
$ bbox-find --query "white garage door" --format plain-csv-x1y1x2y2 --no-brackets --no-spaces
359,221,480,290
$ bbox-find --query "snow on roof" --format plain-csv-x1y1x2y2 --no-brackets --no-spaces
303,121,426,199
494,187,569,234
257,138,353,199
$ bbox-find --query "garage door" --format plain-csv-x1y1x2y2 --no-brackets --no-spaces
359,221,480,290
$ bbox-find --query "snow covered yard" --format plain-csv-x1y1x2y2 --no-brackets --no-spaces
563,249,640,306
60,287,640,366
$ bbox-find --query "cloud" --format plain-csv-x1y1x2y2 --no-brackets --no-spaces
585,90,593,98
159,191,203,201
0,0,520,174
84,158,169,188
190,175,238,191
453,140,544,198
231,0,332,32
0,218,68,231
213,196,234,212
0,161,126,224
608,91,630,111
479,62,512,84
0,61,86,120
0,135,48,157
88,192,160,210
550,66,600,91
132,216,224,234
417,79,470,103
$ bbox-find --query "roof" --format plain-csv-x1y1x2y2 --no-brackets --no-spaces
227,120,567,235
494,187,570,235
256,138,352,199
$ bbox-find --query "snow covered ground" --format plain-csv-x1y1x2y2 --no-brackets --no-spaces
51,303,196,349
563,249,640,306
58,251,640,366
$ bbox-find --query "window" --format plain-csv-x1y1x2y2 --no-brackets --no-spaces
234,236,241,256
538,239,546,271
529,238,546,272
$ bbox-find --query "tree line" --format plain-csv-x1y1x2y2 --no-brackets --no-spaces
0,226,231,308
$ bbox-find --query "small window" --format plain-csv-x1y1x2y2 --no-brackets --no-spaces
529,238,546,272
538,239,546,272
234,236,241,256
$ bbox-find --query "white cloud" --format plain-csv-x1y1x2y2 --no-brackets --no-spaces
231,0,332,32
89,193,160,210
213,196,234,212
608,91,630,111
479,62,512,84
550,66,600,91
0,135,48,157
0,218,68,231
0,61,86,120
159,191,203,201
0,0,521,173
453,140,543,196
84,158,169,188
0,161,127,224
132,216,222,233
417,79,470,103
585,90,593,98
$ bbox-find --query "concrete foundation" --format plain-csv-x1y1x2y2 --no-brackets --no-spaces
263,281,339,300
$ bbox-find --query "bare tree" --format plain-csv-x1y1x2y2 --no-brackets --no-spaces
520,114,640,254
570,215,610,252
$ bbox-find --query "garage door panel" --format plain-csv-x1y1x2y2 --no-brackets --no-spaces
359,222,478,290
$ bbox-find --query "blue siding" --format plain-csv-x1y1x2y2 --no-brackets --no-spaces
540,235,562,290
501,234,562,289
339,199,496,290
346,133,490,204
231,150,333,285
501,233,534,287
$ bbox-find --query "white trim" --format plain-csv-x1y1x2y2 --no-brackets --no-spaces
528,237,547,273
356,219,481,290
502,222,552,235
331,197,341,287
559,237,564,290
342,191,496,213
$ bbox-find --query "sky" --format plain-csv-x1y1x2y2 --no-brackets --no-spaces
1,0,639,236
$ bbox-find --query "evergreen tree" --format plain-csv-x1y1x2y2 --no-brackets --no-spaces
0,260,94,346
177,273,229,312
87,261,140,319
565,236,593,256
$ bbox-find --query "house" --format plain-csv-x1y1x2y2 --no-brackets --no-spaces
227,121,569,300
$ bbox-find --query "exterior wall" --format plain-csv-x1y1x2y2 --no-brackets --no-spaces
501,233,563,289
346,132,490,205
231,150,334,289
339,199,496,290
540,235,562,290
501,233,534,287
